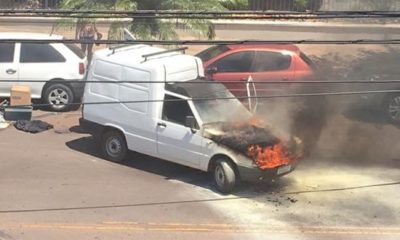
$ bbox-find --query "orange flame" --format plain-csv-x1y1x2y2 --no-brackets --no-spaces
247,143,293,170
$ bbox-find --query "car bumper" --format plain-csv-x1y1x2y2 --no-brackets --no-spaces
237,163,296,182
70,81,86,101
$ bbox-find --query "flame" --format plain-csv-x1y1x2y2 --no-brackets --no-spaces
247,143,293,170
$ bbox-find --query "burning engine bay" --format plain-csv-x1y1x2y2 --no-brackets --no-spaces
203,121,304,170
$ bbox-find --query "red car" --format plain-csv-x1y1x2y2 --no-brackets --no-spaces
196,44,316,98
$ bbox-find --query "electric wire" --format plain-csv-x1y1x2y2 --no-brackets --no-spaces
0,80,399,84
4,89,400,109
2,9,400,19
1,39,400,45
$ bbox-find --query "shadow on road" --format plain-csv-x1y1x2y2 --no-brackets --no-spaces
65,129,291,195
343,107,392,126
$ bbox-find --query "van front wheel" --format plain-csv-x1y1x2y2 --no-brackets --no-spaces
214,159,237,194
101,130,127,163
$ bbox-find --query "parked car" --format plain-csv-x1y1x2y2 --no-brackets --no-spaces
196,44,316,98
80,45,303,193
0,32,87,111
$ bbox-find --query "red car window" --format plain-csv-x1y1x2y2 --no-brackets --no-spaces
253,51,292,72
212,51,255,73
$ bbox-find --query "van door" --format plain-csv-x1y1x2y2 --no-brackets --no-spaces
0,43,18,97
156,94,202,167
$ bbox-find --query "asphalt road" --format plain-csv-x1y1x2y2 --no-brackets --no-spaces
0,110,399,240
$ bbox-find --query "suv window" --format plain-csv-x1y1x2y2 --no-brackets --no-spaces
0,43,15,63
65,43,85,59
213,51,255,73
254,51,291,72
162,95,196,126
20,43,66,63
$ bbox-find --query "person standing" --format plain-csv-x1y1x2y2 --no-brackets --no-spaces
76,22,101,62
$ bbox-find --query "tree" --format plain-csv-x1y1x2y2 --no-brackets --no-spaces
219,0,248,10
58,0,225,40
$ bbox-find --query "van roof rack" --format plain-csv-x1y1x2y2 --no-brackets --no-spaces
142,47,188,62
109,44,129,54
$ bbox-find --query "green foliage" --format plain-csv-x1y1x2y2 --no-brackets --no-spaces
57,0,225,40
219,0,248,10
294,0,308,11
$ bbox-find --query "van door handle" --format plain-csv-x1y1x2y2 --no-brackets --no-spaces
282,77,289,81
157,122,167,128
6,69,17,75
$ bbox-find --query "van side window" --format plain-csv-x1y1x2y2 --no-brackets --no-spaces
162,95,195,126
0,43,15,63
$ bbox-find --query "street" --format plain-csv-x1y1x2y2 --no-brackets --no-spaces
0,109,399,240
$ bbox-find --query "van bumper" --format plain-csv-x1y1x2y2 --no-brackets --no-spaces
237,163,296,182
79,118,103,141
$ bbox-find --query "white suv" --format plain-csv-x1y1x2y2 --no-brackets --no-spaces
0,32,87,111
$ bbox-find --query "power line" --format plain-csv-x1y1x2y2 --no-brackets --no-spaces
3,14,400,20
1,80,400,84
4,89,400,109
1,39,400,45
1,10,400,19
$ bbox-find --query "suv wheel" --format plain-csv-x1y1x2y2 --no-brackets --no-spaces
385,93,400,124
44,83,74,112
101,130,128,163
213,159,237,194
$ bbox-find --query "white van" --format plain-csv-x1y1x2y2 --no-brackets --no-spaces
80,45,302,193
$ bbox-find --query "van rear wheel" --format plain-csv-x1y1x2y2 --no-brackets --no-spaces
213,159,237,194
101,130,127,163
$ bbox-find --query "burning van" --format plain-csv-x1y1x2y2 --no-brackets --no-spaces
81,45,304,193
168,81,304,193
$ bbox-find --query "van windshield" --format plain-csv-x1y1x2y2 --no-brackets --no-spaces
165,80,251,124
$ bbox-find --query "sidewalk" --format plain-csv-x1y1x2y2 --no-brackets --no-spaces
1,16,400,33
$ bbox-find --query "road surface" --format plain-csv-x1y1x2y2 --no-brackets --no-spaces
0,110,399,240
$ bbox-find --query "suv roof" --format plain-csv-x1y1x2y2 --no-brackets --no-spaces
227,44,300,54
0,32,63,40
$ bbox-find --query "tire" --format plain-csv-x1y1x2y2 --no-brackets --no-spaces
213,159,237,194
101,130,128,163
384,93,400,124
44,83,74,112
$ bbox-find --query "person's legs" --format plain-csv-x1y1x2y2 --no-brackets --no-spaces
87,43,94,63
81,43,88,55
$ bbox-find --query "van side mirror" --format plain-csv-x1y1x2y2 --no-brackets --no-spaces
206,67,218,75
185,116,197,133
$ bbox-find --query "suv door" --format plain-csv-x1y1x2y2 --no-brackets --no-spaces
19,43,66,98
251,50,295,96
156,94,202,168
0,43,18,97
207,51,255,98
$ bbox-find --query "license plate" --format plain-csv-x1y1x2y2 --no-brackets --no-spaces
277,165,291,175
